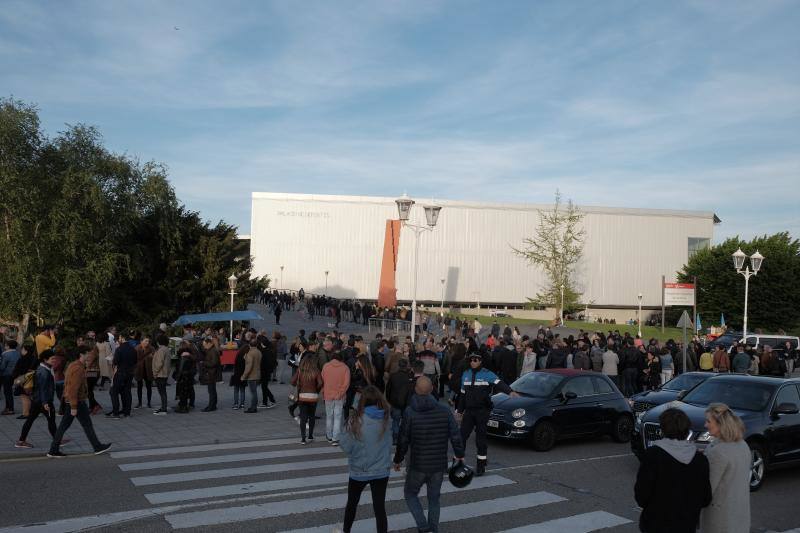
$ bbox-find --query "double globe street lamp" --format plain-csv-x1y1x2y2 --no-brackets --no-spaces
395,194,442,343
732,248,764,339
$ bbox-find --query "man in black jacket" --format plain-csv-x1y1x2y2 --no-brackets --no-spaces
385,359,413,444
394,377,464,533
108,331,137,418
620,340,641,397
634,408,711,532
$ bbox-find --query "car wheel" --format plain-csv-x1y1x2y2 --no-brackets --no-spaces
748,442,768,492
531,420,557,451
611,414,633,443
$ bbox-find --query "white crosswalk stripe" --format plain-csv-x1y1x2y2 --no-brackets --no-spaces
502,511,632,532
280,492,567,533
118,445,341,471
0,437,637,532
164,474,515,529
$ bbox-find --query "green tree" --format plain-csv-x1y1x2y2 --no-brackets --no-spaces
513,190,585,317
0,97,267,337
677,232,800,333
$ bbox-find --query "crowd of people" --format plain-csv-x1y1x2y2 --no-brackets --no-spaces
0,311,785,533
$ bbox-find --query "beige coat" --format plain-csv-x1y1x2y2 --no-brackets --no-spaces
700,439,751,533
151,346,171,379
241,347,262,381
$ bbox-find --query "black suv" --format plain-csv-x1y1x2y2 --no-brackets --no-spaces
632,374,800,491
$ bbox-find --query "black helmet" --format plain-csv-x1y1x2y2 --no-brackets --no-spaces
448,459,474,488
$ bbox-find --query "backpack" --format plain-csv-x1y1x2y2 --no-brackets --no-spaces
13,370,36,396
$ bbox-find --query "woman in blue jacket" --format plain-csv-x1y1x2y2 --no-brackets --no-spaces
339,385,392,533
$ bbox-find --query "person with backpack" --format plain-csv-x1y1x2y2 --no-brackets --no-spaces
47,346,112,457
15,351,60,449
339,386,393,533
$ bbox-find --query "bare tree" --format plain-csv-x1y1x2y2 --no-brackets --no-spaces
513,190,585,318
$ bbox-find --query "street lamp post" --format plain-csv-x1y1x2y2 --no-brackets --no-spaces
280,266,284,290
637,293,643,338
395,194,442,343
732,248,764,339
559,283,565,326
440,278,446,318
227,274,238,341
324,270,329,294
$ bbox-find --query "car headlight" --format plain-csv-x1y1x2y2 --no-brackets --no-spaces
512,408,526,419
695,431,712,443
513,419,526,428
636,411,645,424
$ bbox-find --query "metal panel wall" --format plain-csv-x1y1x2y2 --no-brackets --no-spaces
250,193,715,308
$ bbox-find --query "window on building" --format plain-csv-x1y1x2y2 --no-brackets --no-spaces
688,237,711,258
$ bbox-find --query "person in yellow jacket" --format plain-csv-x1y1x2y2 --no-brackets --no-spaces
699,351,714,371
35,325,56,356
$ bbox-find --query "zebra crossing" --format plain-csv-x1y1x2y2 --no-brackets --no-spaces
3,437,636,532
117,436,634,532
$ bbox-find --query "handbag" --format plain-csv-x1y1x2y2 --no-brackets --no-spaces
287,388,298,403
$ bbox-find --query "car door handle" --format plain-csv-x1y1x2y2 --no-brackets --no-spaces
595,403,604,407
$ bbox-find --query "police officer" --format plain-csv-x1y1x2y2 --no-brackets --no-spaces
456,352,515,476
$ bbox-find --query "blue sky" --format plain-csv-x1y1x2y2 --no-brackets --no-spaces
2,0,799,240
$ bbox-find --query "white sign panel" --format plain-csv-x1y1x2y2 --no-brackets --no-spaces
664,283,695,306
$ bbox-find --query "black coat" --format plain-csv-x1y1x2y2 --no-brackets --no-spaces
385,369,413,409
546,348,568,369
394,394,465,473
499,348,519,385
634,446,711,533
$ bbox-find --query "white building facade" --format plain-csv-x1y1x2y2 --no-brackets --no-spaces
250,192,716,309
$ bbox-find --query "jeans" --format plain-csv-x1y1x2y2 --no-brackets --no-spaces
343,476,388,533
325,398,344,441
622,368,639,397
49,401,102,453
299,402,317,439
233,385,246,406
110,373,133,415
1,375,13,411
207,383,217,409
136,378,153,407
19,401,57,441
404,469,444,532
155,378,168,411
55,381,65,414
247,380,259,410
390,407,403,442
260,375,275,404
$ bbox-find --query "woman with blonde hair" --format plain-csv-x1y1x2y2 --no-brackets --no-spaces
700,402,751,533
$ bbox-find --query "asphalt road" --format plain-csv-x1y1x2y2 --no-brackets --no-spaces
1,425,798,533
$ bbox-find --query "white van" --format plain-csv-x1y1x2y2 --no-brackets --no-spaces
740,335,799,356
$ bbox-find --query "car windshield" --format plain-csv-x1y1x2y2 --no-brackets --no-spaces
511,372,564,398
662,374,708,392
682,380,776,411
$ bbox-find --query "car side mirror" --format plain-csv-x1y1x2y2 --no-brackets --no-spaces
676,390,687,400
562,391,577,403
774,402,799,416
